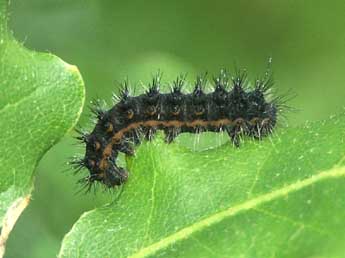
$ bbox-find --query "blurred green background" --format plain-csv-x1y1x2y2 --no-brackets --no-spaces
5,0,345,257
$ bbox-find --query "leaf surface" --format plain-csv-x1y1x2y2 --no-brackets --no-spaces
59,113,345,258
0,0,85,255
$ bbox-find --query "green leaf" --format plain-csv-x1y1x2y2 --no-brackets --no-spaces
59,113,345,257
0,0,85,255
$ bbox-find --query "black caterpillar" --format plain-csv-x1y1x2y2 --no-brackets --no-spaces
72,68,286,190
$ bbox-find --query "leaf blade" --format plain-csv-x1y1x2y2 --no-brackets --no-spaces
0,0,85,254
59,114,345,257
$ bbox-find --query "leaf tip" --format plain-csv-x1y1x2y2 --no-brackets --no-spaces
0,194,31,258
66,63,80,74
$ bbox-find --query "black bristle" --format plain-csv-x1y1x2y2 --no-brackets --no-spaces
193,83,203,96
147,79,160,97
213,69,229,90
90,99,106,120
193,73,207,96
172,74,186,93
69,157,87,173
271,89,297,114
232,68,247,88
119,79,130,101
76,175,95,194
151,71,162,89
255,72,274,93
74,128,90,143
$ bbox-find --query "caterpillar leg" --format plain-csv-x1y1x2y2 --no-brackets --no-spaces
143,126,157,141
125,129,142,145
117,141,135,156
226,119,248,147
259,118,274,137
164,127,180,143
248,118,274,140
248,119,262,140
103,164,129,187
227,130,241,147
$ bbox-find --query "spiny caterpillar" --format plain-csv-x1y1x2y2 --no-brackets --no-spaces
72,68,287,190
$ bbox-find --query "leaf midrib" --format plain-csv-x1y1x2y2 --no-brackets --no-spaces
128,163,345,258
143,148,159,244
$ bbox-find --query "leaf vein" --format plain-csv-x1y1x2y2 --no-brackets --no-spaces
142,147,158,245
254,207,330,236
128,165,345,258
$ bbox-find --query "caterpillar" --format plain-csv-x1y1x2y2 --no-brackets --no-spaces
72,68,287,190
